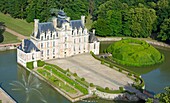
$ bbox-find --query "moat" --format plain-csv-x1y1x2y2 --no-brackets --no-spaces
0,42,170,103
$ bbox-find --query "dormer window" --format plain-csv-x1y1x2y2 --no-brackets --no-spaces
47,36,49,40
65,25,67,30
41,36,43,40
53,35,55,39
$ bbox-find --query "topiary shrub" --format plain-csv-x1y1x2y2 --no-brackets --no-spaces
105,87,109,91
119,87,124,91
101,60,104,64
66,69,69,72
128,73,132,76
81,77,85,81
135,78,139,82
37,60,45,67
73,73,77,77
90,83,94,87
119,69,122,72
109,64,113,68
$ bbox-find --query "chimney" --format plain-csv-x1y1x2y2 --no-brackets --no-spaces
81,16,85,26
52,18,57,29
22,39,25,50
93,29,95,35
34,19,39,37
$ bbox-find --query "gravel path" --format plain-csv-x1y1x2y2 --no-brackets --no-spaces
5,27,28,40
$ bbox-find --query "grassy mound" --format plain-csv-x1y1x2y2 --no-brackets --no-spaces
106,39,164,67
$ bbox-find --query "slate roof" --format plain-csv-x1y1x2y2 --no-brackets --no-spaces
89,32,99,43
70,20,84,29
38,22,55,33
18,39,40,53
32,22,55,39
58,10,66,17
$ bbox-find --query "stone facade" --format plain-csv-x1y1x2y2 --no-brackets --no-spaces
17,10,100,67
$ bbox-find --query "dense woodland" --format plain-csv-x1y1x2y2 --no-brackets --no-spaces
0,0,170,43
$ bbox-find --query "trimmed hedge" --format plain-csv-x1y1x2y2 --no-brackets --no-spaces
44,65,88,94
45,63,67,74
106,39,165,67
26,61,33,70
37,60,45,67
96,86,124,94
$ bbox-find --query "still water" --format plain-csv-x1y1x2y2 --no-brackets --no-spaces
0,50,134,103
100,41,170,93
0,41,170,102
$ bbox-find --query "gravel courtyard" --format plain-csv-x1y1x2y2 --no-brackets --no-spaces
46,53,133,90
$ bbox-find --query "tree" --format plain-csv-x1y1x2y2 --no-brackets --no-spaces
92,19,111,36
155,0,170,33
0,22,5,43
157,18,170,41
92,0,124,36
122,7,157,37
155,87,170,103
106,10,122,36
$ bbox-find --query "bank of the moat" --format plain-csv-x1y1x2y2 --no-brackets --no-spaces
23,51,144,102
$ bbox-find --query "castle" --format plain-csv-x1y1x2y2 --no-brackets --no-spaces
17,10,100,67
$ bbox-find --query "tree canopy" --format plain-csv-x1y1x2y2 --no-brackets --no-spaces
0,22,5,43
0,0,170,43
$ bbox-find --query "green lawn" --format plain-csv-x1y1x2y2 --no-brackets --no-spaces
37,69,77,94
0,12,33,36
1,31,20,44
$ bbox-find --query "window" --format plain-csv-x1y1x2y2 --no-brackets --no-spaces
79,38,81,43
47,36,49,40
47,42,49,48
74,46,75,51
84,37,86,42
32,53,34,60
65,37,67,42
53,49,55,55
79,46,80,50
47,50,49,56
41,51,43,56
94,43,96,49
74,39,76,43
41,43,43,48
65,44,67,48
65,25,67,30
53,35,55,39
41,36,43,40
53,41,55,47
